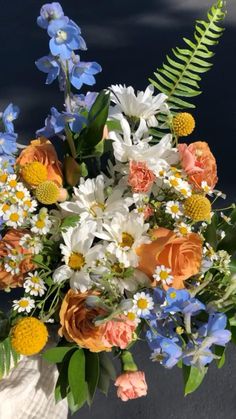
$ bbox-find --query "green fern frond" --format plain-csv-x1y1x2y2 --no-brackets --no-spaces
0,337,20,379
149,0,226,111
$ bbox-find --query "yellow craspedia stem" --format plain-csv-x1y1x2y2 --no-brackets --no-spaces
184,194,211,222
11,317,48,356
21,162,48,187
35,180,60,205
172,113,195,137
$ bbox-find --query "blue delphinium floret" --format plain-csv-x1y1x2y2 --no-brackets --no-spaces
147,333,182,368
2,103,20,133
37,2,65,29
36,107,85,138
0,155,15,173
71,92,98,111
0,133,17,155
164,288,205,315
35,55,60,84
48,19,86,59
70,61,102,90
198,313,231,346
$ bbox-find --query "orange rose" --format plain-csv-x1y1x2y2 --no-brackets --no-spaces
136,227,202,289
59,289,111,353
178,141,218,191
0,229,35,290
16,137,63,186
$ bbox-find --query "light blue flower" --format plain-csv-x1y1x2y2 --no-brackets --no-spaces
198,313,231,346
48,19,86,59
70,61,102,90
37,2,65,29
148,334,182,368
182,342,214,367
164,288,205,315
35,55,60,84
0,155,15,173
72,92,98,111
36,107,65,137
2,103,20,133
0,133,17,155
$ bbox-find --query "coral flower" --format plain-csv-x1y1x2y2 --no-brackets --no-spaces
59,289,111,353
128,160,156,193
115,371,148,401
0,229,35,290
17,137,63,186
136,227,202,289
178,141,218,191
101,315,136,349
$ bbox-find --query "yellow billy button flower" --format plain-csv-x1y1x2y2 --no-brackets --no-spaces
172,112,195,137
11,317,48,356
184,194,211,222
21,162,47,187
35,181,60,205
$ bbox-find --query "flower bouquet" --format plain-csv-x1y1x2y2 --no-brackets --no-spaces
1,0,236,415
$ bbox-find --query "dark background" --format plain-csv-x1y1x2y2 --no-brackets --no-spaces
0,0,236,418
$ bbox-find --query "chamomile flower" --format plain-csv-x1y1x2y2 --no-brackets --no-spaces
95,212,150,268
153,265,173,286
124,308,141,326
6,174,18,190
31,212,52,235
165,201,183,219
201,181,213,195
4,255,22,275
23,272,46,296
174,222,192,237
13,297,35,313
22,198,38,213
3,205,24,227
165,175,182,190
14,183,31,203
19,234,43,254
0,203,11,217
133,291,154,318
176,180,192,198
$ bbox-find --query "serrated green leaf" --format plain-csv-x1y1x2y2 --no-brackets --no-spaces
61,215,81,231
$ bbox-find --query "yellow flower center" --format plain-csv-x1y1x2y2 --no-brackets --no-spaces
170,178,179,187
35,181,59,205
179,226,188,236
10,213,19,222
16,190,25,200
19,300,30,308
137,298,148,309
169,292,177,299
160,270,169,280
21,162,47,187
24,199,32,208
11,317,48,356
176,326,184,335
171,205,179,214
127,312,136,322
35,219,46,229
68,252,85,270
120,232,134,248
0,173,8,183
2,203,10,213
31,276,40,284
9,179,18,188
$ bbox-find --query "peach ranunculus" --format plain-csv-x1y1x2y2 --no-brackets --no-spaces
0,229,35,290
178,141,218,191
128,160,156,193
115,371,148,401
136,227,202,289
16,137,63,186
101,315,136,350
59,289,111,353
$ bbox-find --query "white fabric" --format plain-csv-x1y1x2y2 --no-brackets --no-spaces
0,355,68,419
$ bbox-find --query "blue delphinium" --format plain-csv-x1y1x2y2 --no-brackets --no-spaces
36,107,85,138
37,2,65,29
70,62,102,90
48,18,86,60
0,132,17,155
2,103,20,133
35,55,60,84
0,155,15,173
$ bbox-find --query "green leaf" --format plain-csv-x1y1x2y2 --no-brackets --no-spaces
215,346,226,369
85,351,100,405
97,353,116,396
183,365,207,395
217,224,236,254
204,213,218,249
42,346,75,364
68,349,87,408
61,215,80,231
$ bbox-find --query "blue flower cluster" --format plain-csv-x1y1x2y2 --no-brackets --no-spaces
0,103,19,173
145,288,231,370
35,2,101,138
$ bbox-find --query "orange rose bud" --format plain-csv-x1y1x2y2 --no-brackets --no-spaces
59,289,111,353
17,137,63,186
136,227,202,289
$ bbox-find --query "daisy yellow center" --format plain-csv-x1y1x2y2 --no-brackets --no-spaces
21,162,47,187
160,271,169,280
19,300,30,308
24,200,32,208
170,178,179,187
180,188,188,196
11,317,48,356
120,232,134,248
179,226,188,236
171,205,179,214
127,312,136,322
0,173,7,182
16,190,25,200
2,203,10,213
9,179,17,188
137,298,148,309
31,276,40,284
10,213,19,222
35,219,46,229
68,252,85,270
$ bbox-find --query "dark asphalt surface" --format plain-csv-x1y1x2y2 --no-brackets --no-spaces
0,1,236,418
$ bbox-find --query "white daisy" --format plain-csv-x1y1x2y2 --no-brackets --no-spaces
110,84,167,128
13,183,31,203
13,297,35,313
153,265,173,286
124,308,141,326
176,180,192,198
22,198,38,213
0,202,11,217
23,272,46,297
3,205,24,228
19,234,43,255
132,291,154,317
201,181,213,195
31,212,52,235
165,201,183,219
6,174,18,191
53,222,104,292
95,212,150,268
174,222,192,237
60,175,131,227
4,254,23,275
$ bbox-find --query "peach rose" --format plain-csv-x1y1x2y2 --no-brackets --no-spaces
115,371,148,401
128,160,155,193
178,141,218,190
59,289,111,353
101,315,136,349
17,137,63,186
0,229,35,290
136,227,202,289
